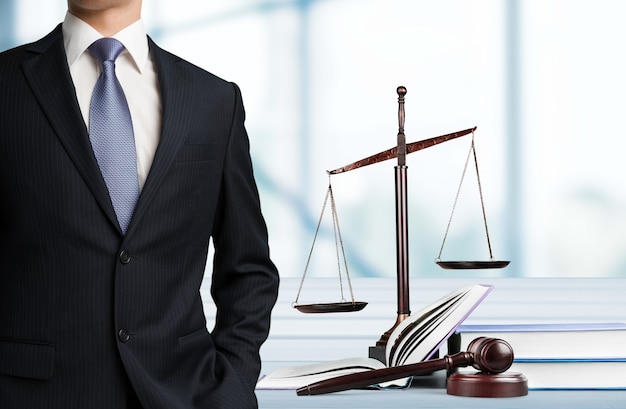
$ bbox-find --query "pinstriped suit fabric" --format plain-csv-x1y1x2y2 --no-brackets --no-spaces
0,25,279,409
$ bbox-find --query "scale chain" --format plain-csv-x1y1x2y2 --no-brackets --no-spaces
293,178,357,306
437,132,495,261
472,135,495,260
329,184,356,303
293,184,331,305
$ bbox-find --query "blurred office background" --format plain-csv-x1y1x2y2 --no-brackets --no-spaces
3,0,626,281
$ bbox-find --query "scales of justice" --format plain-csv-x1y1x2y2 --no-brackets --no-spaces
292,86,510,363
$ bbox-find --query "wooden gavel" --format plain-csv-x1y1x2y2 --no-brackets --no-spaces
297,337,515,396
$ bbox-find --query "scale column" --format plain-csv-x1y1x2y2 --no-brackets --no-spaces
395,164,410,319
369,86,411,364
394,86,411,321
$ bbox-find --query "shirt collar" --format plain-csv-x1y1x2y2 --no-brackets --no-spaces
62,11,150,73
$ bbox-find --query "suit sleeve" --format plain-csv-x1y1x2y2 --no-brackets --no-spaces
209,82,280,393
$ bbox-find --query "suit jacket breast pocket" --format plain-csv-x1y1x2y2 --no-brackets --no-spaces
174,142,216,163
0,339,55,380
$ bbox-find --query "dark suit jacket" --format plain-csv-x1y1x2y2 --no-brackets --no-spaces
0,25,279,409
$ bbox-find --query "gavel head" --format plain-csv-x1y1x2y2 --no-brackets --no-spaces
466,337,514,374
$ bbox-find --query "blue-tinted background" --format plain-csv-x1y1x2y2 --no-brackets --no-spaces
3,0,626,278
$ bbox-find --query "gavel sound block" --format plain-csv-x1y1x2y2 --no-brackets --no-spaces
297,337,528,397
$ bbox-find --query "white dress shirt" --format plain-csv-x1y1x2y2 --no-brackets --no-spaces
62,12,161,191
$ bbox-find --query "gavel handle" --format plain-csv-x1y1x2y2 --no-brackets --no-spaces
296,352,472,396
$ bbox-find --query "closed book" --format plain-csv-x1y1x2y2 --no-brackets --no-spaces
450,323,626,390
456,358,626,390
450,322,626,359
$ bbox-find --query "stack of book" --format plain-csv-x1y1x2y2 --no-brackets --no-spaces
449,322,626,389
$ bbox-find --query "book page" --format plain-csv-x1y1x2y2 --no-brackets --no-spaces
390,294,462,365
256,357,386,389
385,285,472,365
386,284,493,366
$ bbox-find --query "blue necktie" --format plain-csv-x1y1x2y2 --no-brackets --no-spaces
88,38,139,235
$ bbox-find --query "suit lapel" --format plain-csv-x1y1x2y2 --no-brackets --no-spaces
21,25,121,231
21,29,195,237
125,38,194,235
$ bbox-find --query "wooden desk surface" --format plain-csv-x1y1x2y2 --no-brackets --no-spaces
204,276,626,408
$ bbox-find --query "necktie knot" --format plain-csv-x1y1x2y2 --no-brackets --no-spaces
89,37,126,65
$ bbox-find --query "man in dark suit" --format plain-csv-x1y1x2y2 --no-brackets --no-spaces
0,1,279,408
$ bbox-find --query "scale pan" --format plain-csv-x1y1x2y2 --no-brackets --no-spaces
293,301,368,314
437,260,510,270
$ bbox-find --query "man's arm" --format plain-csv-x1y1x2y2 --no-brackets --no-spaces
210,82,280,393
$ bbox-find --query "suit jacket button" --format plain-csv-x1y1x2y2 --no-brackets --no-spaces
118,329,131,342
119,251,131,264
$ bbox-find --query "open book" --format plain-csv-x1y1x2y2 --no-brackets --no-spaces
256,284,493,390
